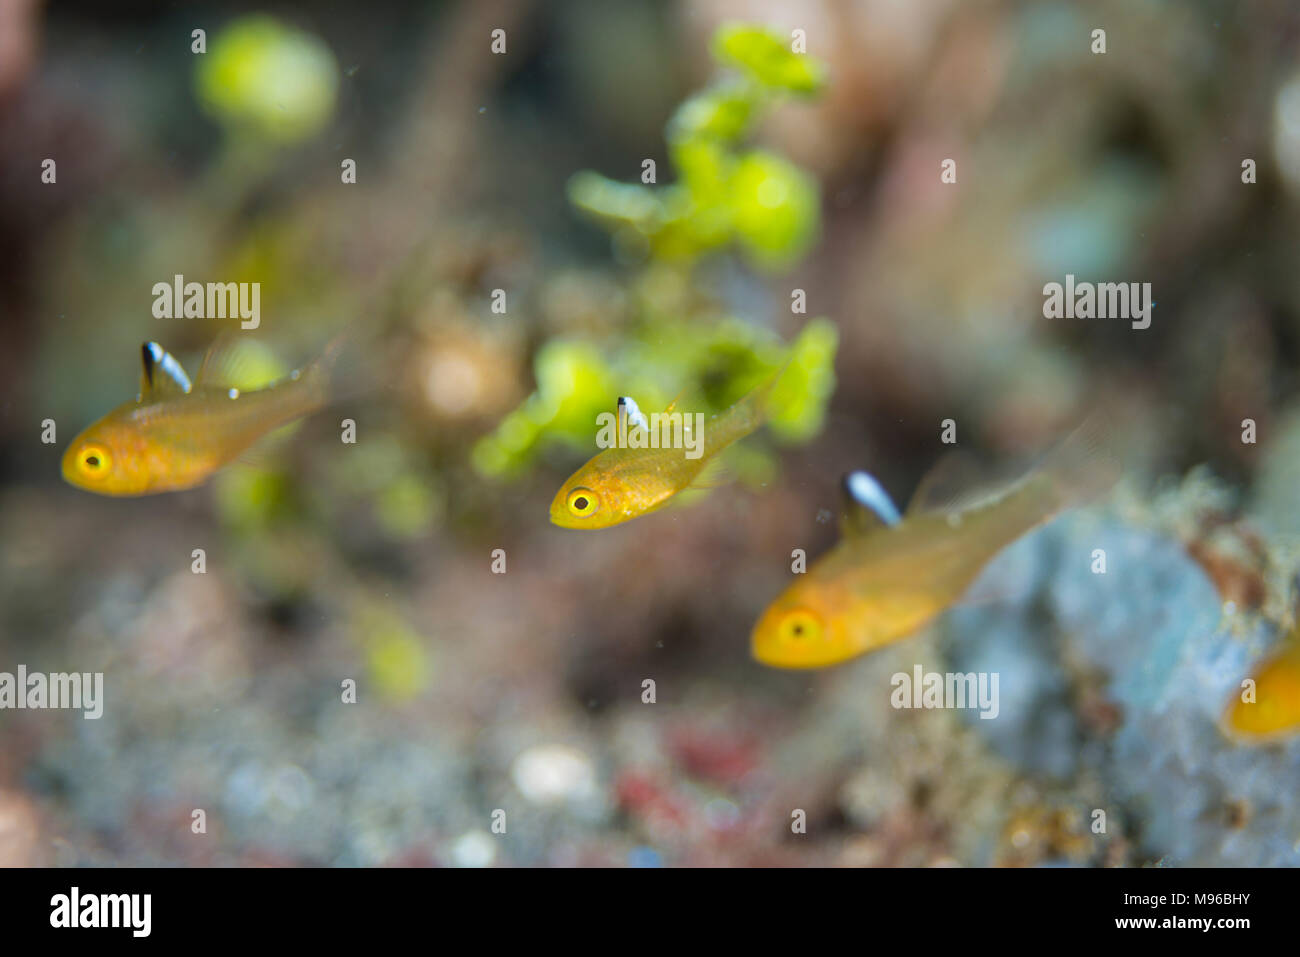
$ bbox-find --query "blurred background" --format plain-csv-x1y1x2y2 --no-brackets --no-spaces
3,0,1300,866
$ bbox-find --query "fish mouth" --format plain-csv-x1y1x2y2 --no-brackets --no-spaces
749,623,788,668
548,502,583,529
548,493,573,527
59,445,90,489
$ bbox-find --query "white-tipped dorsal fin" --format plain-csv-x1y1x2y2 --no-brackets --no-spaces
617,395,650,433
840,470,901,537
139,342,192,398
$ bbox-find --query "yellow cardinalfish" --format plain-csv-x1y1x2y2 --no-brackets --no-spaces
751,420,1118,669
62,337,340,496
549,375,778,529
1222,628,1300,741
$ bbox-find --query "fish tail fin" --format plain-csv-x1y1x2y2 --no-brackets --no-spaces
762,318,839,440
902,409,1119,559
748,364,786,423
738,334,812,424
298,337,344,407
707,321,832,453
302,321,382,406
710,367,782,452
1035,408,1122,512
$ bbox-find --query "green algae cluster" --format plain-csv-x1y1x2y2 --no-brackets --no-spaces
195,15,339,145
473,317,838,479
569,24,825,270
475,25,838,480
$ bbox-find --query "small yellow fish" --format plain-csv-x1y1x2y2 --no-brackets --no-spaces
1223,630,1300,741
62,338,338,496
549,376,776,529
751,420,1117,669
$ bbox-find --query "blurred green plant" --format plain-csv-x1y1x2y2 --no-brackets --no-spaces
195,14,339,145
476,24,837,482
473,318,838,479
353,602,431,702
569,23,825,270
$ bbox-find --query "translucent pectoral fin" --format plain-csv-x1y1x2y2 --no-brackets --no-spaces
687,456,734,490
232,422,299,469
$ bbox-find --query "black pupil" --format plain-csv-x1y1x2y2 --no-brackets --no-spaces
573,496,588,511
793,624,803,635
85,455,100,467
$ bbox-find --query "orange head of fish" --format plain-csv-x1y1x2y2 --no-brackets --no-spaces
62,412,169,496
549,455,673,530
751,578,863,669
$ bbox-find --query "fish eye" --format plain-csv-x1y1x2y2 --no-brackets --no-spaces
777,609,823,645
78,444,111,475
566,487,599,518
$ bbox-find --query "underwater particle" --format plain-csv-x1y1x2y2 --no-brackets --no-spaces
195,14,339,143
511,745,598,806
450,830,497,868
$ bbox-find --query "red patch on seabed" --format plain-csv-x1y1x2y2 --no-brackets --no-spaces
614,772,689,828
666,727,760,786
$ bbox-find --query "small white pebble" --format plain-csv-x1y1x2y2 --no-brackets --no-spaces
511,744,597,805
450,830,497,868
